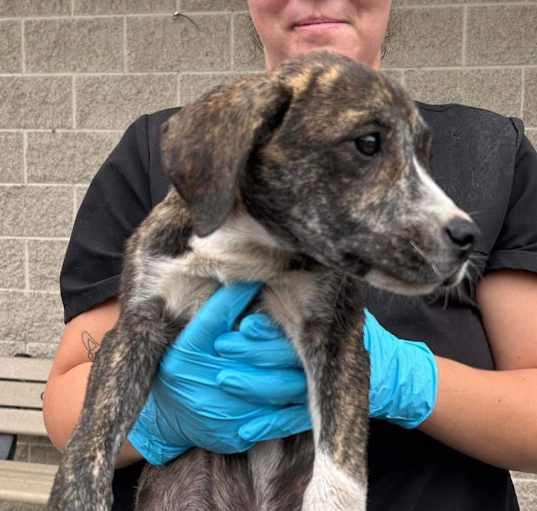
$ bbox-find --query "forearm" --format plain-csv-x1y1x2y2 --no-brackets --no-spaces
43,362,143,469
419,356,537,473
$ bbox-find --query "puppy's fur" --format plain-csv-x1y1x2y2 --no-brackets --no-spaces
48,52,477,511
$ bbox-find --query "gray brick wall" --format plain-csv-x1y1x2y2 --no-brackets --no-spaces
0,0,536,508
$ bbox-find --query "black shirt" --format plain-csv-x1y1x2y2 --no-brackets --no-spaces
60,103,537,511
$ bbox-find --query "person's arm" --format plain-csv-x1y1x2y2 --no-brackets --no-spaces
419,269,537,473
43,298,143,469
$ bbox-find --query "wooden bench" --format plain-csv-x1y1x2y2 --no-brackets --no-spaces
0,356,57,505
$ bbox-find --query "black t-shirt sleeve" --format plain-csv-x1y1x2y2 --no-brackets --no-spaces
486,120,537,274
60,115,153,323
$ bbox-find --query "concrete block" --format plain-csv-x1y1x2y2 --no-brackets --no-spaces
25,18,123,74
74,0,174,15
76,74,177,130
523,69,537,128
232,12,264,71
179,72,245,104
0,77,72,129
180,0,247,11
26,342,58,358
405,68,522,118
0,132,24,183
0,342,22,356
0,185,73,237
527,129,537,149
127,14,231,72
467,6,537,66
0,292,63,346
28,240,68,292
0,0,69,17
74,185,89,218
27,131,121,184
0,502,45,511
383,7,463,68
514,479,537,511
380,69,404,87
512,471,537,482
0,20,21,73
0,239,25,289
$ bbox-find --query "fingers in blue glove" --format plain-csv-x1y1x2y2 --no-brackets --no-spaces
215,331,302,369
238,405,312,443
217,367,307,406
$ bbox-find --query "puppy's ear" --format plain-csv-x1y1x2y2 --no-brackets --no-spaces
161,77,292,237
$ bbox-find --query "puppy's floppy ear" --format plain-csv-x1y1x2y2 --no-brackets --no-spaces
161,76,292,237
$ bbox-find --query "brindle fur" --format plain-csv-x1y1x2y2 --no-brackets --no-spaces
48,52,477,511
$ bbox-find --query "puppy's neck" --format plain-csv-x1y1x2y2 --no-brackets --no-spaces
185,213,294,284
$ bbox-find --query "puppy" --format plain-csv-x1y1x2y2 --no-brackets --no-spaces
48,51,478,511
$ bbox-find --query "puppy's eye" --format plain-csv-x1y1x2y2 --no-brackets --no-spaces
355,133,381,157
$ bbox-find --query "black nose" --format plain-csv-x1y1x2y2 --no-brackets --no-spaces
444,218,479,258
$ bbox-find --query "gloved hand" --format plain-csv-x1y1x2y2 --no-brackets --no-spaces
363,309,438,429
127,282,310,465
219,309,438,434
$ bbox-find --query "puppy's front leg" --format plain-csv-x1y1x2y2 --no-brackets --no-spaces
299,274,370,511
48,297,176,511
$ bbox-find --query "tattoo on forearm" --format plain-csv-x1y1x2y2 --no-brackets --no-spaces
82,331,99,362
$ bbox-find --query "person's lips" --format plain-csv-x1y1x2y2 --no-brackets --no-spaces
293,16,347,29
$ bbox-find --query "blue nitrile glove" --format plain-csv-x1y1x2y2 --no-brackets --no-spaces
363,309,438,428
219,309,438,433
127,282,310,465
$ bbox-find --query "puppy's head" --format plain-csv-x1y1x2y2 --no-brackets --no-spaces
161,51,479,295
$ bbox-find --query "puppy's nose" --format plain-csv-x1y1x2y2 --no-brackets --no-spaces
444,218,479,258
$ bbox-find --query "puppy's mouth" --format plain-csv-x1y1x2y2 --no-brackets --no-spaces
364,261,469,297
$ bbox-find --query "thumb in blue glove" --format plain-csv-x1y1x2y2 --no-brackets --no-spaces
363,309,438,429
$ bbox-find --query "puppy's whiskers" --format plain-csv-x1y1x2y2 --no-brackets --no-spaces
408,240,441,278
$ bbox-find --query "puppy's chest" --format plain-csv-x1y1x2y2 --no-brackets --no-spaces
158,264,322,341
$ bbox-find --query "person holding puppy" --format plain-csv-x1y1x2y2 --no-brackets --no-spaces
44,1,537,510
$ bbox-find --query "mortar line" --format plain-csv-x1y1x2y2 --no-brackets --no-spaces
73,186,77,222
462,6,468,67
0,128,122,134
72,76,77,128
0,11,248,22
520,67,526,120
71,0,75,16
0,288,58,295
0,182,85,188
20,20,26,74
22,131,28,185
123,17,128,73
230,12,235,71
0,236,69,241
23,239,30,292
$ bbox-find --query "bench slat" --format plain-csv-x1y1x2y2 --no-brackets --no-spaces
0,381,45,408
0,409,47,436
0,357,52,382
0,460,56,505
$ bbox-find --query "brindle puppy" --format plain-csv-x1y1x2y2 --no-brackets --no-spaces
48,51,478,511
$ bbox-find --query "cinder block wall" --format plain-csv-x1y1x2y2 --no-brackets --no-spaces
0,0,536,507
